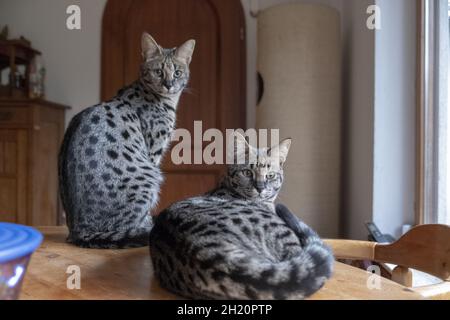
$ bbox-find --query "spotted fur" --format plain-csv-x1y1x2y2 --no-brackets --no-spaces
58,33,195,248
150,137,334,299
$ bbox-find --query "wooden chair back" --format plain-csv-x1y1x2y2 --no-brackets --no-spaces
324,224,450,299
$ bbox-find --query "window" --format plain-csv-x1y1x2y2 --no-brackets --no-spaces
444,1,450,224
417,0,450,225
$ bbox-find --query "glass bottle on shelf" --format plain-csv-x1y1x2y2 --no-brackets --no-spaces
29,55,45,98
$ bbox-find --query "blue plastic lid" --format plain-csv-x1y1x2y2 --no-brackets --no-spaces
0,223,43,263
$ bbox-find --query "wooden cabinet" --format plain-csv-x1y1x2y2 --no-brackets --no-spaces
0,99,69,226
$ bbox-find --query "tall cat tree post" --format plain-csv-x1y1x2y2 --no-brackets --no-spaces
256,4,342,237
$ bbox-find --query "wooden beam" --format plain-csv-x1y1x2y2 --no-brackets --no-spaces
415,0,426,225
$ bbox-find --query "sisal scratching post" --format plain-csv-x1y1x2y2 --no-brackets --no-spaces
257,4,342,238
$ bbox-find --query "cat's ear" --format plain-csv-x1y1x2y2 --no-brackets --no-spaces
268,138,292,166
175,39,196,65
141,32,162,60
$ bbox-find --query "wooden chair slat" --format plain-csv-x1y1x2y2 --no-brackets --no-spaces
375,224,450,281
323,239,376,260
325,224,450,299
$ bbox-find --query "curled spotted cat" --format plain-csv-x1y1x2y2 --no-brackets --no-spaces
58,33,195,248
150,135,334,299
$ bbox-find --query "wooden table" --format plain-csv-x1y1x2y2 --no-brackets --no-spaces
20,227,423,300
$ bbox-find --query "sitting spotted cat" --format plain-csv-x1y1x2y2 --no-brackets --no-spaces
150,135,334,299
58,33,195,248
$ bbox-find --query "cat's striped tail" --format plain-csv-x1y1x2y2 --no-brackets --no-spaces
223,204,333,300
275,203,330,249
67,227,151,249
273,203,334,298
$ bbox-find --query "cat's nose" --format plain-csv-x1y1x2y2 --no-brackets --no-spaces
163,81,173,90
255,183,265,193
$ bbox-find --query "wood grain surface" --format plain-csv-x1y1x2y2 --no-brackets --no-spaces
20,227,423,300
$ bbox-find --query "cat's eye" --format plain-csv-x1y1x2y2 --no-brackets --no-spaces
174,70,183,78
266,172,276,180
242,169,253,177
154,69,163,77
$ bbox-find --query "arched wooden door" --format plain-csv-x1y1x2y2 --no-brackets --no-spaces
102,0,246,213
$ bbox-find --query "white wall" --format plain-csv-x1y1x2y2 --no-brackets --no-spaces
0,0,107,123
373,0,416,238
339,0,417,239
341,0,375,239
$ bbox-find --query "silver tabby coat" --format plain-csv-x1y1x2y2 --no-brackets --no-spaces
59,33,195,248
150,136,334,299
